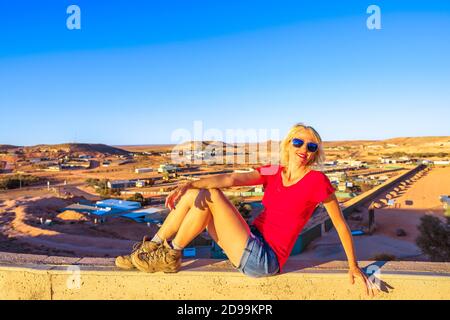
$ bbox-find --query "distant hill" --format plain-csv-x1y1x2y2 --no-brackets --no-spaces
0,145,20,151
7,136,448,158
119,136,450,153
25,143,130,156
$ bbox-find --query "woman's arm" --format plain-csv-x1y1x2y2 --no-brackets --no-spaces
322,194,359,268
165,170,264,209
323,193,378,297
189,170,264,189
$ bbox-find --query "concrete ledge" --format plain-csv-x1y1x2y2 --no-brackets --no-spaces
0,252,449,299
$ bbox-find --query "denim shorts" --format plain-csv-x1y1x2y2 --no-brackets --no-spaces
236,225,280,278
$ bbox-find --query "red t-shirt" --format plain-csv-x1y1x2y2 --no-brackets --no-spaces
252,164,335,272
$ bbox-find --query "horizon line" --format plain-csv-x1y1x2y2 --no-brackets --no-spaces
2,135,450,148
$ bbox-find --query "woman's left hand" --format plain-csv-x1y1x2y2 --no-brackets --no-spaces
165,181,193,210
348,266,379,297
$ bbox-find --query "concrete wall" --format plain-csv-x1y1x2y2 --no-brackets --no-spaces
0,252,449,300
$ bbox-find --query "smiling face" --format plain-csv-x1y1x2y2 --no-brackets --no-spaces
288,128,320,168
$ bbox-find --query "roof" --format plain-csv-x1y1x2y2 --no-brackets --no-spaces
95,199,141,210
109,180,133,184
120,207,166,222
62,203,98,213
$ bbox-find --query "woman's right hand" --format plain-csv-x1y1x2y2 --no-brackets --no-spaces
165,181,193,210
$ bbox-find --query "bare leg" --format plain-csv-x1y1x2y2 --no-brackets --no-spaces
170,189,213,248
172,188,250,267
155,188,203,240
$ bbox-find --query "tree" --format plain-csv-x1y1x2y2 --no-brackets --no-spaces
416,215,450,262
228,196,253,222
127,192,147,205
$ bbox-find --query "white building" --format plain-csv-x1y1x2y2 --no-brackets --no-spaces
135,180,146,188
158,164,178,173
434,160,450,165
135,167,153,174
349,160,363,167
234,168,255,173
380,158,397,164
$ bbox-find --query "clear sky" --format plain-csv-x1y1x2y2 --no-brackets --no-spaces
1,0,449,145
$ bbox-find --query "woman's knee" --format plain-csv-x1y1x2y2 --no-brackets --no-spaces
204,188,224,199
183,188,224,209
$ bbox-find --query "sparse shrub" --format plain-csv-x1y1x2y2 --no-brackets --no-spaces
228,196,253,222
0,174,40,190
416,215,450,262
228,195,244,207
372,253,396,261
359,183,373,193
85,178,99,187
391,152,408,158
127,192,147,205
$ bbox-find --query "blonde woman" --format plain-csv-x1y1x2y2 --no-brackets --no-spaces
115,123,378,296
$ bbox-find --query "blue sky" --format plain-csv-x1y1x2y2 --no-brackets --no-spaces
1,0,449,145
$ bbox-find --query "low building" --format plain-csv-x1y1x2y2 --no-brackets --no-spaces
337,182,347,192
381,157,410,164
95,199,141,211
349,160,363,167
60,160,91,170
135,167,153,174
29,158,42,164
120,207,168,223
158,164,178,173
434,160,450,165
380,158,397,164
107,180,136,189
62,203,98,214
234,168,254,173
323,160,338,166
47,165,61,171
0,161,6,172
253,186,263,193
135,180,146,188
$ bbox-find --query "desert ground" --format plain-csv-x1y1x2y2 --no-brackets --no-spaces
0,194,160,257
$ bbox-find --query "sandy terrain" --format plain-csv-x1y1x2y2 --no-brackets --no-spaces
382,166,450,211
0,195,160,257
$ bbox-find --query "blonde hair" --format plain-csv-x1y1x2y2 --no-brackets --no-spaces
279,123,325,168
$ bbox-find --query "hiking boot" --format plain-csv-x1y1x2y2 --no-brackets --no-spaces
115,236,161,270
131,240,182,273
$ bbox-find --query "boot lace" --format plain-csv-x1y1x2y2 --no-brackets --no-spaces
140,247,171,263
131,236,149,254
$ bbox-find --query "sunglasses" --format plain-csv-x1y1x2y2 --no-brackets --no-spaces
291,138,319,153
